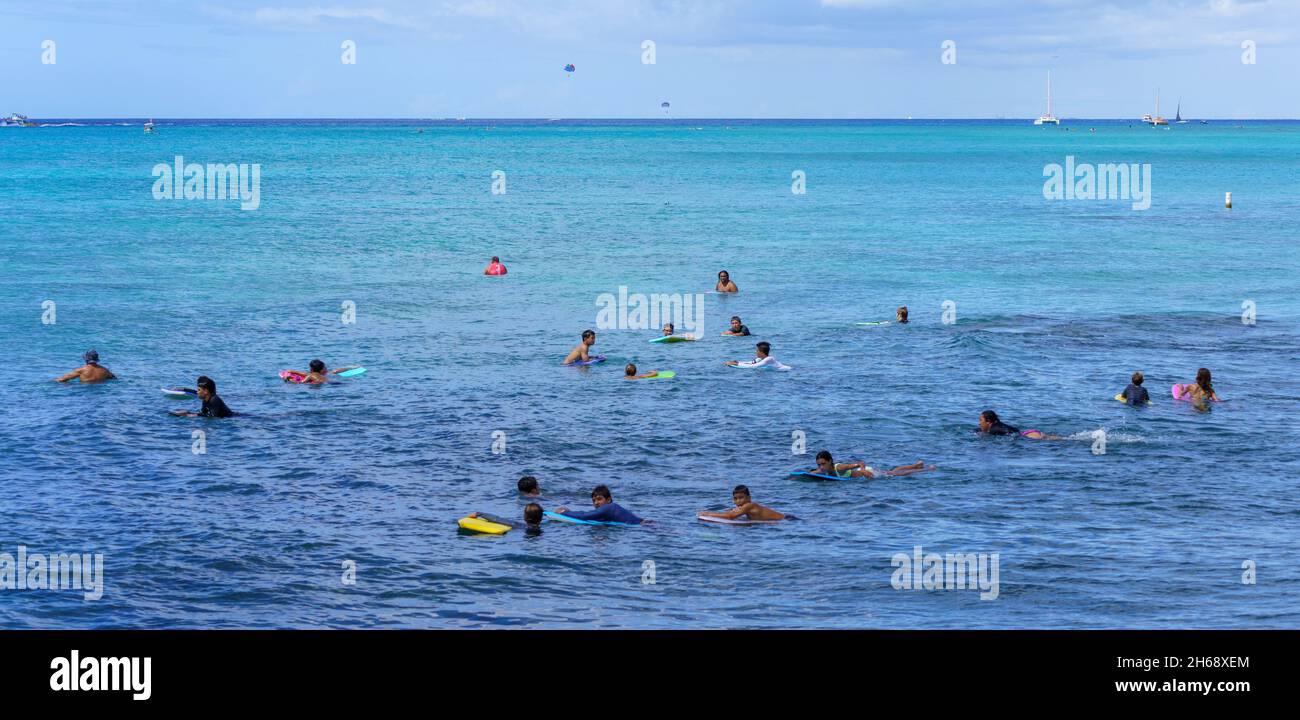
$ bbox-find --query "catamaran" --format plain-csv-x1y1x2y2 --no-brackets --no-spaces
2,113,35,127
1033,72,1060,125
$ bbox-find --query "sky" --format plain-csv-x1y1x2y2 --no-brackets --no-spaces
1,0,1297,118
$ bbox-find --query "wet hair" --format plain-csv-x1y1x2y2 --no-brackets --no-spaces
732,485,751,498
581,329,595,340
309,359,325,373
980,410,999,424
1196,367,1213,393
523,503,543,525
197,376,216,394
1131,371,1144,385
730,316,742,323
718,270,729,278
663,323,674,333
896,306,909,323
815,450,833,464
625,363,637,376
491,256,500,263
756,341,771,355
591,484,612,501
83,349,100,363
517,475,539,494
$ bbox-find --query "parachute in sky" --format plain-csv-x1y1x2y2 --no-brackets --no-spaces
661,102,670,109
564,63,576,73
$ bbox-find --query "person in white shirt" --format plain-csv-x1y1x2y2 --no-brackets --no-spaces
725,341,790,371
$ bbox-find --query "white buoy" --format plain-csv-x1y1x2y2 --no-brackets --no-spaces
1225,191,1233,209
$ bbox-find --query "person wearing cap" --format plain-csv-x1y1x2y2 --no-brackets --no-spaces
55,350,116,383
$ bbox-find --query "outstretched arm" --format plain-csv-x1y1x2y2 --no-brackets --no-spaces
54,366,83,383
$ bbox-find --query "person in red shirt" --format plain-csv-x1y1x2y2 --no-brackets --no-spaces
484,256,507,276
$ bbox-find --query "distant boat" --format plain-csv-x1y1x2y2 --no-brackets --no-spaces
2,112,36,127
143,118,155,133
1147,90,1168,126
1175,100,1187,124
1033,71,1060,125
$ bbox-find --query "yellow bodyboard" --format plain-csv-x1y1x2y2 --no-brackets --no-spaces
458,516,511,535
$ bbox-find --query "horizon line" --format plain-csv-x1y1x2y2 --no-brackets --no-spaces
12,116,1300,122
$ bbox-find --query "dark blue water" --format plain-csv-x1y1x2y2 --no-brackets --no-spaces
2,119,1298,627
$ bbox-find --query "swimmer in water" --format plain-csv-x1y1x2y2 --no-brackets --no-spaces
171,376,234,418
722,316,751,336
484,256,507,276
562,330,596,365
715,270,738,293
977,410,1061,439
725,341,791,370
699,485,786,521
555,485,645,525
624,363,660,380
813,450,934,478
1178,368,1222,406
896,306,909,324
283,359,332,384
1120,371,1150,406
660,322,694,340
517,475,541,496
55,349,116,384
467,503,543,534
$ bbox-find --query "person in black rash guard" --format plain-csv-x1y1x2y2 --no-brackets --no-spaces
977,410,1059,440
1121,371,1150,406
554,485,645,525
724,316,751,336
977,409,1019,436
171,376,234,418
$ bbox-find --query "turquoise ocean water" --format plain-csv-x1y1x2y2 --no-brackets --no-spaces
1,119,1298,627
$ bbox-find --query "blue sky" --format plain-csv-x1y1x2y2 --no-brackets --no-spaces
2,0,1296,118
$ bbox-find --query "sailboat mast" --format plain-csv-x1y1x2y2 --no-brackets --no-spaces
1047,72,1052,116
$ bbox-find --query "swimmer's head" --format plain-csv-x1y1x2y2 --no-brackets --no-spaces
1196,367,1213,391
625,363,637,377
896,306,909,323
814,450,834,472
517,475,540,495
662,323,674,336
756,341,771,357
196,375,217,400
309,359,325,374
1131,371,1144,386
730,316,743,331
523,503,543,527
717,270,730,282
979,410,999,431
732,485,751,505
582,329,596,344
83,349,99,364
490,256,500,264
591,484,612,507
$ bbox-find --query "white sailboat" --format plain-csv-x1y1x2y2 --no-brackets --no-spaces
1033,71,1060,125
143,118,155,133
1175,100,1187,124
